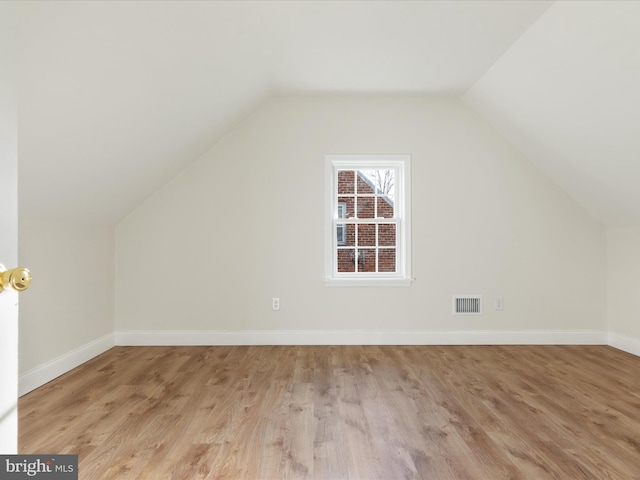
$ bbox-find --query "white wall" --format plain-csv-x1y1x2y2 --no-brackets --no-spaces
18,221,115,389
115,96,606,342
608,227,640,354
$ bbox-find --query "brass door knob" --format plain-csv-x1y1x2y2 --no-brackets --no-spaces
0,265,32,292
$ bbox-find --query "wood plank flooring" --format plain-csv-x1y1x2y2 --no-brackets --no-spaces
18,345,640,479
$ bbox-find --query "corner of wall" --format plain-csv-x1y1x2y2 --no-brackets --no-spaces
19,333,115,396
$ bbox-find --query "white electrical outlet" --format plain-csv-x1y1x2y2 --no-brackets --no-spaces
272,297,280,311
494,297,504,311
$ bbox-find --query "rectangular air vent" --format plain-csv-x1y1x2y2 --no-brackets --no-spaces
452,295,483,315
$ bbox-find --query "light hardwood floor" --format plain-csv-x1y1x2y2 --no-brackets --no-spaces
19,345,640,479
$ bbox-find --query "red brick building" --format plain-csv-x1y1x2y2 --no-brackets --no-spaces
336,170,396,273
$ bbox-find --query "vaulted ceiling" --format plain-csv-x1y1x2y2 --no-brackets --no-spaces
17,1,639,227
465,1,640,227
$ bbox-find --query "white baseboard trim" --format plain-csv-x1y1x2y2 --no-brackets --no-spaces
18,329,617,395
115,329,607,347
19,333,115,396
608,332,640,358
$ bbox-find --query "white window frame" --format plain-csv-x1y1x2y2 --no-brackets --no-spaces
324,154,412,287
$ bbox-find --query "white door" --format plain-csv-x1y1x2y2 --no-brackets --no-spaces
0,1,20,453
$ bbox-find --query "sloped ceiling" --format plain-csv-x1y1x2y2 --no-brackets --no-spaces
465,1,640,227
17,0,552,225
29,1,640,229
22,1,640,228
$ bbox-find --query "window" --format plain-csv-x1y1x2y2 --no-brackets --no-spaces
337,203,347,246
325,154,412,286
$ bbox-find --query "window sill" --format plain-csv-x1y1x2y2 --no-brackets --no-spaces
324,277,413,287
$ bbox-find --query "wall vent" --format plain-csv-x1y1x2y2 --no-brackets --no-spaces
452,295,483,315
